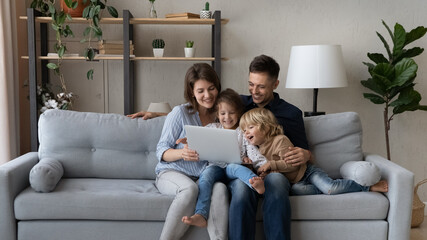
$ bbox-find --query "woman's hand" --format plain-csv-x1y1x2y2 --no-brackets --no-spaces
284,147,311,166
176,138,199,161
126,111,167,120
242,157,253,164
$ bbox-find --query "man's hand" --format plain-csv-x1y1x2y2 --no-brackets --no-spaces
257,162,271,176
284,147,311,167
126,111,167,120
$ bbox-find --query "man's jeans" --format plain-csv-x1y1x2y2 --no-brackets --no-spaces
291,164,370,195
228,172,291,240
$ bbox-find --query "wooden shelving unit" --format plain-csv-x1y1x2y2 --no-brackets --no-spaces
23,9,228,151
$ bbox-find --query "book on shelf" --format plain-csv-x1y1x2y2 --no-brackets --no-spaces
165,12,200,19
96,54,136,58
98,40,133,48
47,53,80,57
99,49,134,55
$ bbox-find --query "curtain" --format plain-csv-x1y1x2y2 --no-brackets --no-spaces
0,0,19,164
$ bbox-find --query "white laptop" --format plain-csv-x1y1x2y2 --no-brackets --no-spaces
184,125,242,164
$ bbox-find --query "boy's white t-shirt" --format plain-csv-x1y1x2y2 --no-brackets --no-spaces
205,123,267,169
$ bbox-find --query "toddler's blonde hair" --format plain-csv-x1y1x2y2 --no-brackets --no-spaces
239,108,283,141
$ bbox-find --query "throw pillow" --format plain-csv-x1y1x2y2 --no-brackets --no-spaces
340,161,381,186
29,158,64,192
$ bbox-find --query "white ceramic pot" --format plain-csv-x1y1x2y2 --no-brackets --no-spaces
153,48,164,57
200,10,211,19
184,47,195,58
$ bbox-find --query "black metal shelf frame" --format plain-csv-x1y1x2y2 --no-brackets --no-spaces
26,9,224,151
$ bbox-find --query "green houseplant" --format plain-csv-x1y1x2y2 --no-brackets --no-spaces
31,0,77,111
81,0,118,80
184,40,195,58
152,38,165,57
361,20,427,160
200,2,211,19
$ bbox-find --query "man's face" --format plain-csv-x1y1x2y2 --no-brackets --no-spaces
248,72,279,108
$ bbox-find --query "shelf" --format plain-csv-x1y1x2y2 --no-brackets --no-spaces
22,56,229,61
19,16,229,25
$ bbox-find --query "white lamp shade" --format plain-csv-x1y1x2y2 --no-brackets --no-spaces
286,45,348,89
147,102,172,113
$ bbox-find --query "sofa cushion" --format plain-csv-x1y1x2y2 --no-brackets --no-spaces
255,192,389,221
303,112,364,178
15,178,173,221
29,158,64,192
340,161,381,186
38,110,166,180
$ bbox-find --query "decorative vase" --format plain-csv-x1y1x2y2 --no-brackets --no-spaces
149,2,157,18
200,10,211,19
153,48,164,57
184,48,195,58
61,0,89,17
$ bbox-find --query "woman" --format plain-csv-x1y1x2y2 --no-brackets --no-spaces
131,63,227,240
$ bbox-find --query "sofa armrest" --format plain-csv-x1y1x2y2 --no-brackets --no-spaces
364,153,414,240
0,152,39,240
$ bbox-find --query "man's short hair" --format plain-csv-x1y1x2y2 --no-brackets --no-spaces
249,55,280,81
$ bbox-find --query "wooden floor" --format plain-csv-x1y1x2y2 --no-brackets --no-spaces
411,217,427,240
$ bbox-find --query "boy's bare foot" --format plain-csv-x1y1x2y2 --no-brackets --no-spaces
182,214,207,228
249,177,265,194
370,180,388,193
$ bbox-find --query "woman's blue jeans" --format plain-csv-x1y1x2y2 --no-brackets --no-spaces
228,172,291,240
195,164,257,219
291,164,369,195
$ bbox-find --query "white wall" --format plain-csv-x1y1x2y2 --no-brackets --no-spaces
45,0,427,200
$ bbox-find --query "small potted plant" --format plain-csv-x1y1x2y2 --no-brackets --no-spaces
200,2,211,19
152,39,165,57
184,40,195,58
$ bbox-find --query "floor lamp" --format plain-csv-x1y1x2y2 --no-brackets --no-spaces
286,45,348,117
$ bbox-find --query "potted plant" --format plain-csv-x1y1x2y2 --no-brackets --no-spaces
184,40,195,58
361,20,427,160
61,0,89,17
30,0,77,111
81,0,118,80
200,2,211,19
152,39,165,57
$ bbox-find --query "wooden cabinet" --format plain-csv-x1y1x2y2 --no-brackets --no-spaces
22,9,228,151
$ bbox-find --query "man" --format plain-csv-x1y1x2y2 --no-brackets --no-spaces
228,54,310,240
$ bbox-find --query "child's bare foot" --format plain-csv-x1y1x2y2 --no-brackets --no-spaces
182,214,207,228
249,177,265,194
370,180,388,193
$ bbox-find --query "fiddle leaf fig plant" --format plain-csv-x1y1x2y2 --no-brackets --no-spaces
361,20,427,160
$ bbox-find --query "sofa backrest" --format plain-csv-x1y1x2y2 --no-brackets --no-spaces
303,112,364,178
38,109,165,180
38,110,363,180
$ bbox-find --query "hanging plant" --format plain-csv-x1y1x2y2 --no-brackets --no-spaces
30,0,78,111
81,0,118,80
361,20,427,160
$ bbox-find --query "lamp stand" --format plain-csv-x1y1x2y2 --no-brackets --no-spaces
304,88,325,117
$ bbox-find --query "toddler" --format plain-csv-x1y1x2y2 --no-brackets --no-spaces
239,108,388,195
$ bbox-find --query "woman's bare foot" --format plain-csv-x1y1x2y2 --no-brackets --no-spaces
370,180,388,193
182,214,207,228
249,177,265,194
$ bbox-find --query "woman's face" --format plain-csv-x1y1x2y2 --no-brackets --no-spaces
193,79,219,111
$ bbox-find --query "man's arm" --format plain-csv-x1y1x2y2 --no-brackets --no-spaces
127,111,168,120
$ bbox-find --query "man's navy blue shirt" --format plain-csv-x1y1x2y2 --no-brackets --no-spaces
241,92,309,150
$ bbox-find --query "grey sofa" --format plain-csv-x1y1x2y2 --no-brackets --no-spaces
0,109,414,240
